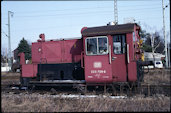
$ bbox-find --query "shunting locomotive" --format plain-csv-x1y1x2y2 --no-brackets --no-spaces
18,23,145,88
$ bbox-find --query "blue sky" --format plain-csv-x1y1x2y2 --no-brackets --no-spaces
1,0,170,55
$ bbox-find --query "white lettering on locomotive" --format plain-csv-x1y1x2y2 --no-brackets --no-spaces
87,76,93,78
91,70,106,74
94,74,101,78
102,76,109,78
93,62,102,68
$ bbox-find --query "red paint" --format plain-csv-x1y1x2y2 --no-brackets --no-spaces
32,39,83,64
112,54,127,82
32,43,42,63
127,61,137,81
126,33,137,81
33,64,38,77
84,55,112,83
22,64,33,77
21,64,37,77
18,52,25,65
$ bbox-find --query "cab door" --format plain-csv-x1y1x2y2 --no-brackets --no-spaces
112,34,127,82
84,36,112,83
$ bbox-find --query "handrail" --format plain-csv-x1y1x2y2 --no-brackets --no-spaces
127,44,130,63
109,45,111,64
81,51,84,68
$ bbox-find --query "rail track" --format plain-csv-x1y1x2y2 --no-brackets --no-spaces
1,82,170,97
2,69,170,97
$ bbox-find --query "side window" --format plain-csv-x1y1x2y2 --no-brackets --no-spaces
133,32,135,42
113,35,126,54
86,36,108,55
87,38,97,55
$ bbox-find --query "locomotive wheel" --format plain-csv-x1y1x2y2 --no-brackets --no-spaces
111,84,117,96
132,81,142,94
127,82,137,96
20,76,24,87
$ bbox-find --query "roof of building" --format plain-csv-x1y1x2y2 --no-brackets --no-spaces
144,52,165,58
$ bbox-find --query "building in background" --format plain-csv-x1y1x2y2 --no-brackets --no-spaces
144,52,165,68
144,52,165,61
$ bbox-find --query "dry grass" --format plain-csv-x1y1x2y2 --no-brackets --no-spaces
143,69,170,85
1,72,20,86
1,72,20,77
1,93,170,112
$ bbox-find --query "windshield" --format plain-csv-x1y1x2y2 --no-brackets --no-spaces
156,62,161,64
86,36,108,55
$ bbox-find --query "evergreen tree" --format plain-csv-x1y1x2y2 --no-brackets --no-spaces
17,38,31,60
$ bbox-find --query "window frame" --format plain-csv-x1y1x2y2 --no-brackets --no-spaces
85,36,108,56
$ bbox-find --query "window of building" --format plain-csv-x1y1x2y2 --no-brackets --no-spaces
113,35,126,54
86,36,108,55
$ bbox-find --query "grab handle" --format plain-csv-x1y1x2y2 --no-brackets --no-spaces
81,51,84,68
109,45,111,64
127,44,130,63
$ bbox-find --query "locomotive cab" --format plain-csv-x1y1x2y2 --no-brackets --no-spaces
81,23,143,84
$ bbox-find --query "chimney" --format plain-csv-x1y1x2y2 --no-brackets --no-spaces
39,34,45,42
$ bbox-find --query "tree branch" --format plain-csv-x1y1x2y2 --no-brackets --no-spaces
154,41,161,52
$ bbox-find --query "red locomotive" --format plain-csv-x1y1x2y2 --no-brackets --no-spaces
19,23,144,88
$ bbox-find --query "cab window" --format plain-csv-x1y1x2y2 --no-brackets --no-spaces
86,36,108,55
113,35,126,54
86,38,97,55
98,38,108,54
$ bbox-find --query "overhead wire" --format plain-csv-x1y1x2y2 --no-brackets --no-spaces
2,3,161,14
2,8,167,30
2,7,162,19
10,15,169,32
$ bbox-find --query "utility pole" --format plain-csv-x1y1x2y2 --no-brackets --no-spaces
7,11,14,70
162,0,168,68
169,0,171,68
6,48,7,64
168,43,170,67
114,0,118,24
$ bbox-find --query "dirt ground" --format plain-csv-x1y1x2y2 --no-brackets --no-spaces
1,69,170,112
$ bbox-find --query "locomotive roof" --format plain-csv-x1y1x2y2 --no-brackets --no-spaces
82,23,139,37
